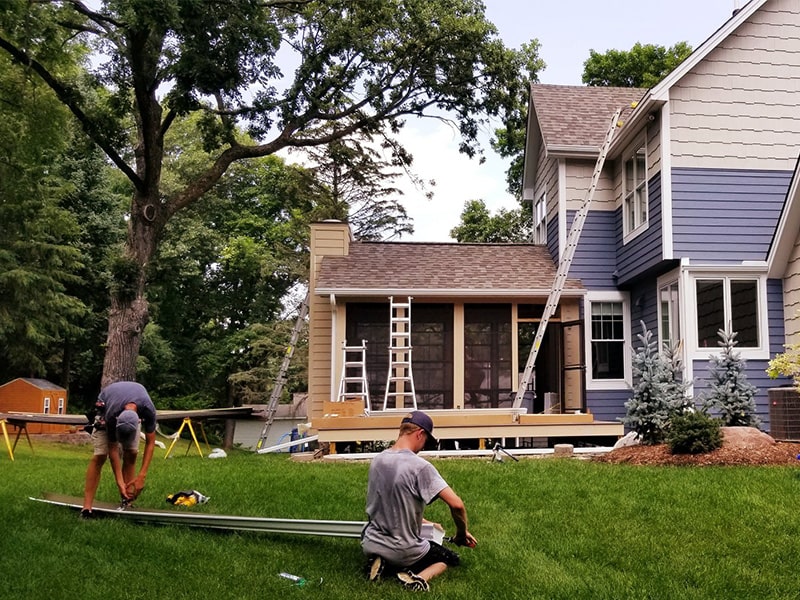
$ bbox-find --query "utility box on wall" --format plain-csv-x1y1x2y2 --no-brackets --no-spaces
768,387,800,441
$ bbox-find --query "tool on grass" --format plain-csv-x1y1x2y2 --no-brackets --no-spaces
491,443,519,463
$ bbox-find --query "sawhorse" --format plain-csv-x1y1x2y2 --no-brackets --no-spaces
0,419,35,461
164,418,211,459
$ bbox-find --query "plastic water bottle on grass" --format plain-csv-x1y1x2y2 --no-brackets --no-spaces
279,572,307,587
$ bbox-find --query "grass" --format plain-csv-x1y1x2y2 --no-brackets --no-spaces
2,439,800,599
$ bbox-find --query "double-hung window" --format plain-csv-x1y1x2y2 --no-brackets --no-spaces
533,193,546,245
585,293,631,388
623,139,648,239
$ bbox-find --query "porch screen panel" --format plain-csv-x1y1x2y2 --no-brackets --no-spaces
345,303,389,405
464,304,512,408
411,304,454,410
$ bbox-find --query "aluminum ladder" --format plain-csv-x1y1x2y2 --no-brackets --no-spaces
336,340,371,413
512,109,622,409
383,296,417,410
255,292,309,450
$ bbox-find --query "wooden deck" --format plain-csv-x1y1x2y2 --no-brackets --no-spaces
311,408,623,445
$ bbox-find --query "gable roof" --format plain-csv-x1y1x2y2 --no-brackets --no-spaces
531,84,646,152
0,378,66,391
768,152,800,277
315,241,584,297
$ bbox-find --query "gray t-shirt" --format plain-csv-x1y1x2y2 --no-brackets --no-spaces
99,381,157,442
361,448,448,566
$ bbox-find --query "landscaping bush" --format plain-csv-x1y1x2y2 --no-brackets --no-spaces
667,411,723,455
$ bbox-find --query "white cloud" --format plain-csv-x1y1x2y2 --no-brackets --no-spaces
394,118,519,242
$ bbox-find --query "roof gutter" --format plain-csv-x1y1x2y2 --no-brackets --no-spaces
315,288,587,298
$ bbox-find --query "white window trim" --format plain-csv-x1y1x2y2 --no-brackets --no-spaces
584,291,632,390
622,136,649,244
683,268,769,361
656,269,682,350
43,397,51,413
533,192,547,245
58,397,65,414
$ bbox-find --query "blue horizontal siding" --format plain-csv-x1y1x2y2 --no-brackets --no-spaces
672,167,791,261
587,389,630,423
568,210,617,289
616,172,664,285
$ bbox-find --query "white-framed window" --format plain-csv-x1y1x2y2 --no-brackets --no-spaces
58,397,65,414
658,276,681,350
623,138,648,240
685,271,768,359
533,193,546,245
584,292,631,389
43,397,51,413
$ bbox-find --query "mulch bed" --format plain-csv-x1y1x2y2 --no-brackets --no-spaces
593,441,800,466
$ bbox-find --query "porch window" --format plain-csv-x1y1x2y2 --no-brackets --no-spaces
346,302,453,410
695,278,759,348
623,139,648,239
589,302,625,380
464,304,512,408
533,193,546,245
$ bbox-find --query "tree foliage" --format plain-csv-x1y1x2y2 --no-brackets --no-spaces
490,40,546,199
0,0,524,386
702,328,760,427
449,199,530,243
582,41,693,88
622,322,692,445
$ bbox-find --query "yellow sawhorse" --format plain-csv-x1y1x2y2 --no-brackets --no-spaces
164,418,211,459
0,419,35,461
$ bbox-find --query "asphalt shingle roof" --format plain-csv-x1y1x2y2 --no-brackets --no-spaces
315,241,584,295
531,84,647,149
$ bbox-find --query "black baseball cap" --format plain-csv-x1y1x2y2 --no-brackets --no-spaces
402,410,437,447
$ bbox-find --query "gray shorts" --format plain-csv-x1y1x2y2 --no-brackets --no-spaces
91,426,141,455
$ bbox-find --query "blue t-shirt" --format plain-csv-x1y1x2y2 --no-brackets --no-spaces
99,381,157,442
361,448,448,566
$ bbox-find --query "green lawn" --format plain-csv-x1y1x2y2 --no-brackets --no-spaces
2,440,799,599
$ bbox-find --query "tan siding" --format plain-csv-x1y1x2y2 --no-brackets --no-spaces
308,222,352,419
785,234,800,345
670,0,800,169
536,151,559,221
565,160,615,212
646,118,661,178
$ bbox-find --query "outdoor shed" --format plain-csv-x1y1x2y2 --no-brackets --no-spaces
0,378,70,434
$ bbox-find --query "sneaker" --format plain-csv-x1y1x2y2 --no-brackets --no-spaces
366,555,384,581
396,571,430,592
79,509,94,520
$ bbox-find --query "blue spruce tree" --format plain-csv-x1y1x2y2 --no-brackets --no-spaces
702,328,760,427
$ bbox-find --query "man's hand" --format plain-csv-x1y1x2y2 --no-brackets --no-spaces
452,531,477,548
125,476,146,500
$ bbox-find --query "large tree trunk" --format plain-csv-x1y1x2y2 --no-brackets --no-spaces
100,193,165,388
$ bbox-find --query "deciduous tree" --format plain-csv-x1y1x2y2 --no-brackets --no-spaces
0,0,521,385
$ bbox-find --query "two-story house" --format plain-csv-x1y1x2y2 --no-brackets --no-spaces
522,0,798,427
306,0,797,448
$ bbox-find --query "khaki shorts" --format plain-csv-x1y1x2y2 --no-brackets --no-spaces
91,425,141,456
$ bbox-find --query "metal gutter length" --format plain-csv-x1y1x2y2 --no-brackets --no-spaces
31,493,366,538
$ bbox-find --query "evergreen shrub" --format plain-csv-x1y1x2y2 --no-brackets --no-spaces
667,411,722,455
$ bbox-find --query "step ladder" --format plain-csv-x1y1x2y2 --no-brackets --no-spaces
336,340,371,413
513,109,622,409
383,296,417,410
255,292,309,450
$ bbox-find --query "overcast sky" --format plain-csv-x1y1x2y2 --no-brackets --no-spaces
396,0,743,241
